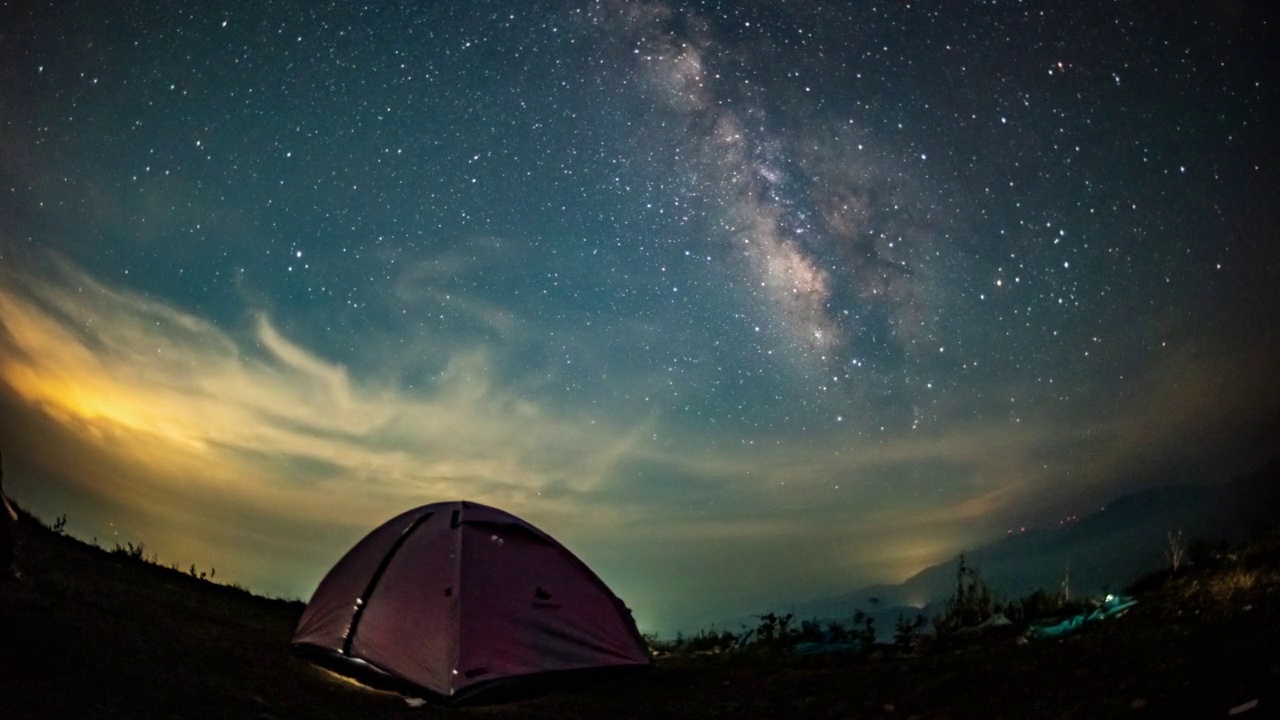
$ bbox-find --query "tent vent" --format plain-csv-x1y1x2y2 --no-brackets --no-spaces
450,510,461,528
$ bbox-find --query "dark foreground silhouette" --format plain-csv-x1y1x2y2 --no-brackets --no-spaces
1,508,1277,719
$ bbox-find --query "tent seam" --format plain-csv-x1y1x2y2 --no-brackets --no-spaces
342,510,435,657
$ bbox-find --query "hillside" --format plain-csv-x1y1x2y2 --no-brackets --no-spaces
2,507,1278,719
753,461,1280,636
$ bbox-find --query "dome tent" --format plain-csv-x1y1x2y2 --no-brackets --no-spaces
292,501,650,703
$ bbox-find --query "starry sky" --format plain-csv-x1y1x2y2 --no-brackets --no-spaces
1,0,1278,632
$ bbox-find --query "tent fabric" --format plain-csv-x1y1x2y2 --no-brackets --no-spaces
292,501,650,702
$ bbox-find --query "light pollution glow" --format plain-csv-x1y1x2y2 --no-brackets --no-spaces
1,255,1274,631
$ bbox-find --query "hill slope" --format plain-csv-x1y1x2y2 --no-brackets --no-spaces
770,461,1280,632
2,508,1279,719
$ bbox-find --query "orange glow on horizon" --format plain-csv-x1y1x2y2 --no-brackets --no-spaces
1,361,208,451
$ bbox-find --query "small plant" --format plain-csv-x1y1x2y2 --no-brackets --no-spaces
796,619,825,643
851,609,876,649
1005,587,1068,625
51,514,67,535
112,542,146,561
1166,530,1187,572
646,627,741,656
893,612,927,651
643,632,686,656
751,612,796,649
642,632,668,656
682,627,740,654
934,552,996,635
1200,568,1262,600
1187,538,1231,568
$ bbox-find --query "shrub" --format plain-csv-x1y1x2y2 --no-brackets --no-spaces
1165,530,1187,572
893,612,927,651
645,627,742,656
851,609,877,649
1004,587,1062,625
934,552,996,635
685,627,740,654
751,611,796,648
112,542,147,561
796,619,825,643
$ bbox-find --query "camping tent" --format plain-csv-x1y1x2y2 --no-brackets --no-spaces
292,501,650,702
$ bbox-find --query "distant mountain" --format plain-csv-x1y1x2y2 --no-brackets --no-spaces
695,460,1280,640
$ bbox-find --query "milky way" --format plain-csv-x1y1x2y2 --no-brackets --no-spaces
605,0,934,369
1,0,1277,631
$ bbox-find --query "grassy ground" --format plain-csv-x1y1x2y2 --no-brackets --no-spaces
1,510,1277,719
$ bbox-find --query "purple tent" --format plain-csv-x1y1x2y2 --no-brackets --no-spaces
292,501,650,702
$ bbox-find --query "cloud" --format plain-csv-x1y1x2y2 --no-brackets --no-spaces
0,255,653,521
390,238,523,338
1,251,1274,628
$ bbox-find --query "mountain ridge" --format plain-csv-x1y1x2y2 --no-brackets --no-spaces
689,459,1280,638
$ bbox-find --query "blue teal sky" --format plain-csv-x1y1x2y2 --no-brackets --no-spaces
2,0,1277,632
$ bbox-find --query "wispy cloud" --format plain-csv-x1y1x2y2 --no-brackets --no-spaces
1,252,1274,629
0,256,650,520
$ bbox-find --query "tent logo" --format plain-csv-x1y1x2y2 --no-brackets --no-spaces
532,585,561,609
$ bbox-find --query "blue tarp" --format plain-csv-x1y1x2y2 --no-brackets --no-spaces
792,640,866,656
1026,595,1138,640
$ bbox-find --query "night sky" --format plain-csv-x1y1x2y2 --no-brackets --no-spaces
1,0,1278,632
